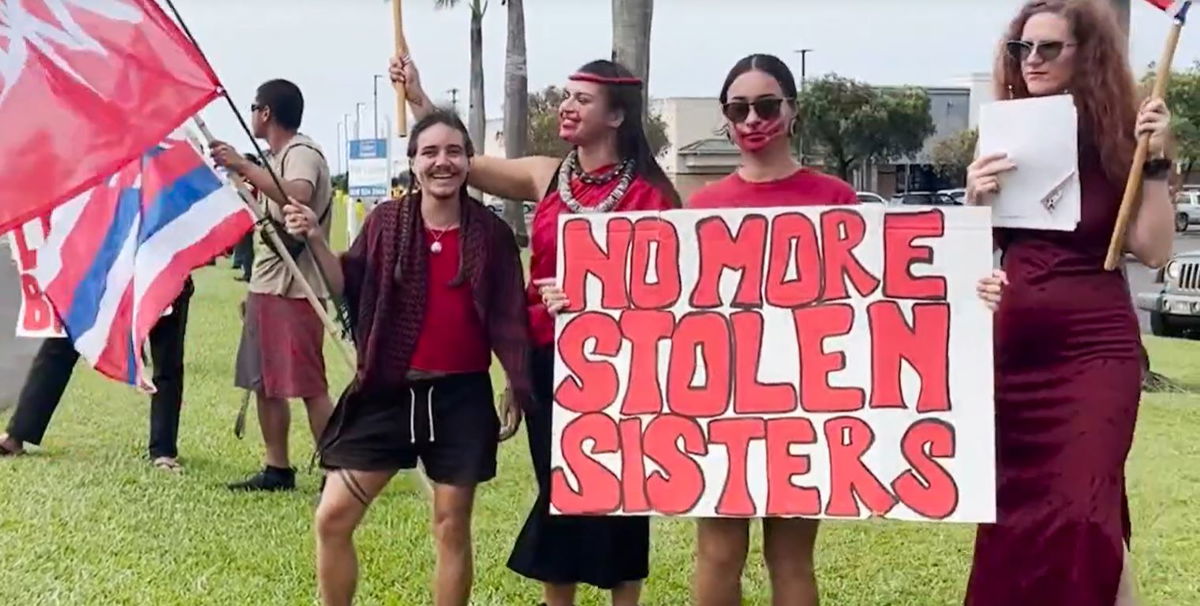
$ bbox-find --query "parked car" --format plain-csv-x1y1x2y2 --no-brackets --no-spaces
1136,251,1200,337
938,188,967,205
856,192,888,205
890,191,960,206
1174,190,1200,232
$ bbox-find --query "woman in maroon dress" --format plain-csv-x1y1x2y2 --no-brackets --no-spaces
391,56,678,606
965,2,1174,604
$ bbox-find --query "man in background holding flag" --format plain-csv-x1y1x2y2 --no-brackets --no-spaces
211,79,336,493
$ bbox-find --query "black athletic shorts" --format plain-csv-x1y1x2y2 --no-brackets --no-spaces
320,372,499,486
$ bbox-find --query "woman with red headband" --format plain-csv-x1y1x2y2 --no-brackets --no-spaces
392,56,678,606
687,53,1006,606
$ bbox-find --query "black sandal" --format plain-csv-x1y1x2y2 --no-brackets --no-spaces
0,441,24,457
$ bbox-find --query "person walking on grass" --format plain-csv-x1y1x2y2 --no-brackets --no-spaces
288,110,530,606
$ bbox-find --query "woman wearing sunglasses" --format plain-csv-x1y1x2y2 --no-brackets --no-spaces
965,2,1173,605
391,55,678,606
688,53,1006,606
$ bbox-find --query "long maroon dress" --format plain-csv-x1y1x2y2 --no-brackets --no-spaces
965,138,1142,605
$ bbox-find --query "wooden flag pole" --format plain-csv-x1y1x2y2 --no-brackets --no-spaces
1103,16,1185,270
190,116,355,372
393,0,409,137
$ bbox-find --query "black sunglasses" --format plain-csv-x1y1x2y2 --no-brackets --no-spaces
250,103,264,113
722,97,791,124
1005,40,1076,63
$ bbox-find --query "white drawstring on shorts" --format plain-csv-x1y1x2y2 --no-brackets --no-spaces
427,385,436,443
408,387,417,444
407,385,437,443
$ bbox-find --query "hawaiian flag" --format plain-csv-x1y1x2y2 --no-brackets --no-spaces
1145,0,1192,22
32,136,253,390
0,0,222,233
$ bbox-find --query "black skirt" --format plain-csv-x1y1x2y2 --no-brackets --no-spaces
506,347,650,589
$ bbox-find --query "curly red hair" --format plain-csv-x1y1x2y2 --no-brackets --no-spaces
994,0,1137,186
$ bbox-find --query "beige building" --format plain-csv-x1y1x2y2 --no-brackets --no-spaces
654,97,739,200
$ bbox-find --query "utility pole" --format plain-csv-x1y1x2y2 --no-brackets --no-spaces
447,87,461,114
373,75,384,139
794,48,814,165
354,102,366,140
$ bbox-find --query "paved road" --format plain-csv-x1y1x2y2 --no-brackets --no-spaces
1127,231,1200,334
0,242,42,411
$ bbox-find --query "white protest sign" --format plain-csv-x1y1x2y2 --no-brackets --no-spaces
6,216,65,338
550,205,995,523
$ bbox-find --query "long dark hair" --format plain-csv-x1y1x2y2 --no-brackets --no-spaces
718,53,800,137
402,109,477,286
574,60,680,207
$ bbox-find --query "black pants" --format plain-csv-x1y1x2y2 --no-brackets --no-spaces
232,233,254,281
5,281,192,458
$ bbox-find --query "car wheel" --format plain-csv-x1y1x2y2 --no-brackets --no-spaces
1150,312,1183,337
1176,213,1188,232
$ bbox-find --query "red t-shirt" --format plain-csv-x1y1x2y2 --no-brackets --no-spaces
687,169,857,209
527,173,676,347
409,227,491,373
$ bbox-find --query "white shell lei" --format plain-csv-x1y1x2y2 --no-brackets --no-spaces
557,149,635,214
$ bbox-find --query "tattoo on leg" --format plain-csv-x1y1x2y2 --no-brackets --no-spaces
338,469,371,507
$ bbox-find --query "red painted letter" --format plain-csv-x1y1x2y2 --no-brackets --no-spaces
892,419,959,519
820,208,880,300
619,418,650,513
629,217,681,310
765,212,822,308
883,210,947,300
555,313,621,413
644,414,707,515
550,413,621,514
708,418,766,516
666,312,732,418
793,305,864,413
691,215,767,308
765,418,821,516
868,301,951,412
824,417,897,517
560,216,631,311
619,310,674,415
731,311,797,414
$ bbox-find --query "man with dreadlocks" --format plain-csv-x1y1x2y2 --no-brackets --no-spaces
285,109,531,606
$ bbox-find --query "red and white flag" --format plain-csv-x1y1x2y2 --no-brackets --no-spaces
0,0,222,233
1144,0,1191,21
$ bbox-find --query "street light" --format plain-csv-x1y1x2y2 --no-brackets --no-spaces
373,75,385,140
343,112,351,180
793,48,814,165
336,120,343,174
355,102,367,140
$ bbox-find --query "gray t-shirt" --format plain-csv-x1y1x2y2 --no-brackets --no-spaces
248,134,333,299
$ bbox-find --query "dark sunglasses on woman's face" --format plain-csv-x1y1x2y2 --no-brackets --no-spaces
722,97,790,123
250,103,264,113
1005,40,1076,63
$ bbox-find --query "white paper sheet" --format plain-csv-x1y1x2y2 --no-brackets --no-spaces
977,94,1081,231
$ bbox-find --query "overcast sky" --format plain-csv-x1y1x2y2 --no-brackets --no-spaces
180,0,1200,173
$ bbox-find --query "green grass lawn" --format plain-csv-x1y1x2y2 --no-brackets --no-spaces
1,258,1199,604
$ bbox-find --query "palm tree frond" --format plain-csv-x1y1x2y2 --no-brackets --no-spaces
434,0,460,9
